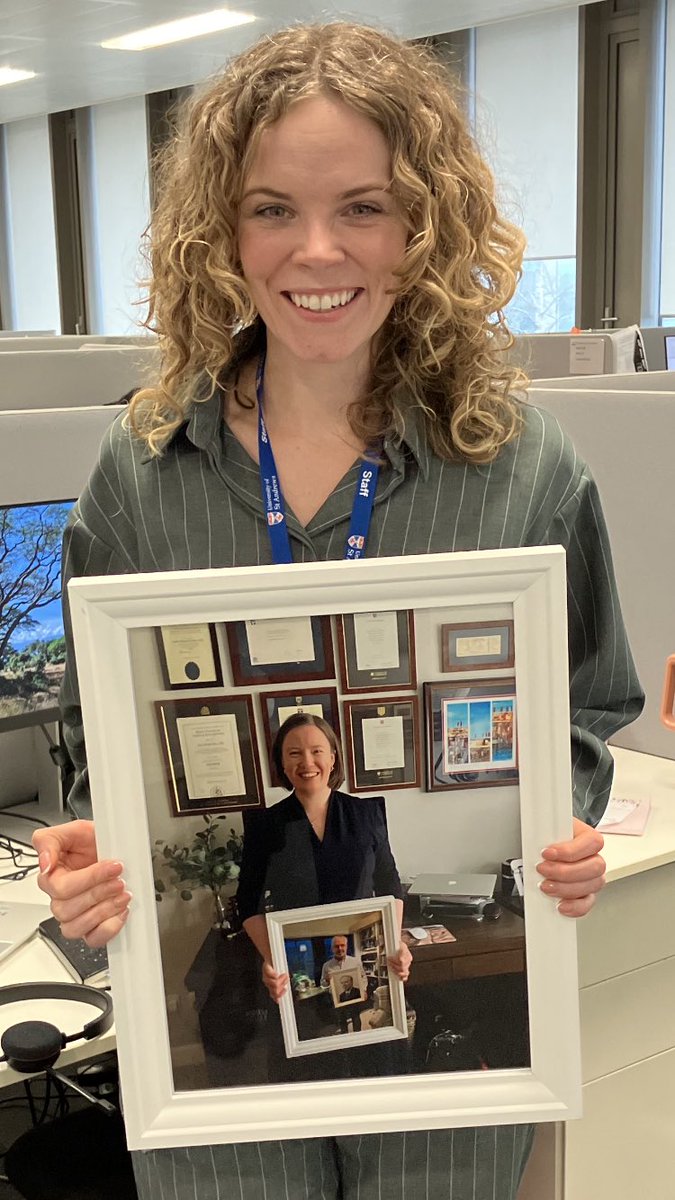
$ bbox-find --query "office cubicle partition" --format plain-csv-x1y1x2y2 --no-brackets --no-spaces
527,370,675,391
0,334,154,351
0,345,159,409
527,385,675,761
513,328,675,380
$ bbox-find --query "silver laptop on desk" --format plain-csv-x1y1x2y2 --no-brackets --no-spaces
408,873,497,903
0,902,47,963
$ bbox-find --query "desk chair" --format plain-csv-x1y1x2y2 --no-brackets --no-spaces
5,1107,137,1200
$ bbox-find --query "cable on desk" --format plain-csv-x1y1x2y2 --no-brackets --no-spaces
0,810,51,829
0,833,39,882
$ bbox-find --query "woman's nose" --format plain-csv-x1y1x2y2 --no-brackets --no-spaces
291,220,346,266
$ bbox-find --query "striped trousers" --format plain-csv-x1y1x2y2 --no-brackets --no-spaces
132,1126,535,1199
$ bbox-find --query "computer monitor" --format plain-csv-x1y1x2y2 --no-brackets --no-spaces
0,500,74,732
0,404,124,735
665,334,675,371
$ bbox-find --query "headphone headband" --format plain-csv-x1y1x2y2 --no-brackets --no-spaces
0,981,113,1044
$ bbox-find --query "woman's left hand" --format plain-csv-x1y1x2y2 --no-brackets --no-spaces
536,817,606,918
387,941,413,982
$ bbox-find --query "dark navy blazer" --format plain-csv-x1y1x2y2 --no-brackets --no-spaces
236,790,404,921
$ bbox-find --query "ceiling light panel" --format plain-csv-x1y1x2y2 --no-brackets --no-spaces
100,7,256,50
0,68,36,86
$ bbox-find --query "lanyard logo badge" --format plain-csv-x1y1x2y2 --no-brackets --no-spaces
348,534,365,550
267,511,284,526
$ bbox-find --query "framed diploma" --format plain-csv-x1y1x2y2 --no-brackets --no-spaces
259,687,340,783
336,610,416,693
225,615,335,686
424,678,519,792
343,696,421,792
440,620,514,673
156,623,223,690
155,694,264,816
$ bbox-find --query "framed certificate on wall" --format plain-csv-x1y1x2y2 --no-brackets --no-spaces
156,694,264,816
225,615,335,686
440,620,514,673
343,696,421,792
156,623,223,690
337,610,416,693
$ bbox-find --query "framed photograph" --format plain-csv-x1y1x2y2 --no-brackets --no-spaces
155,622,223,690
266,897,407,1058
155,694,264,816
330,966,368,1008
259,687,340,782
441,620,514,673
343,696,421,792
336,610,416,692
425,678,519,792
68,548,581,1148
225,615,335,686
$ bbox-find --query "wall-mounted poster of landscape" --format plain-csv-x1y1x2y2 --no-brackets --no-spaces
0,501,74,730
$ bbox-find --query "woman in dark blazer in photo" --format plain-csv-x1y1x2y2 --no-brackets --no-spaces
237,712,410,1080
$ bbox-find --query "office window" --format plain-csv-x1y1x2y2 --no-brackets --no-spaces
661,0,675,324
78,96,151,335
473,10,579,334
0,117,61,332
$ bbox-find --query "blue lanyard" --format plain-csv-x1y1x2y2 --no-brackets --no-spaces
255,353,379,565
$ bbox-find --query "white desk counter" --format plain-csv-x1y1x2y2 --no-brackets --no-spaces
521,745,675,1200
2,749,674,1153
0,864,116,1089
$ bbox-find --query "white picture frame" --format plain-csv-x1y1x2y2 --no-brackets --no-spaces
267,896,408,1057
67,548,582,1150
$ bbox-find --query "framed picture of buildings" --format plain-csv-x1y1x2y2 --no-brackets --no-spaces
424,678,518,792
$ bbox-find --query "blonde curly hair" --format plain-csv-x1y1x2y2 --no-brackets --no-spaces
130,22,528,462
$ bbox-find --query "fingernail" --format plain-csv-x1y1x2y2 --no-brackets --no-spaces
119,908,130,923
38,851,52,876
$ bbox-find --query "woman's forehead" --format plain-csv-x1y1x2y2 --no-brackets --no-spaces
243,95,391,189
282,725,332,750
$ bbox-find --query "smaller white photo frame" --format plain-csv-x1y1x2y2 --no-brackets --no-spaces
267,897,408,1059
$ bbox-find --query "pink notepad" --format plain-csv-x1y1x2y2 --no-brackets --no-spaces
598,796,651,836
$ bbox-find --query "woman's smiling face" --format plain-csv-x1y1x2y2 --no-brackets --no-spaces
280,724,336,799
237,94,408,367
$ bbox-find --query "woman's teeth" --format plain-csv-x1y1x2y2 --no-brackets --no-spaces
289,290,357,311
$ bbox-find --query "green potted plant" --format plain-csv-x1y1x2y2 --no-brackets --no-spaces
153,815,244,930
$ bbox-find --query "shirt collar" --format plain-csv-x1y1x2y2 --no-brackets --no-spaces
139,381,223,464
382,400,430,480
144,378,431,479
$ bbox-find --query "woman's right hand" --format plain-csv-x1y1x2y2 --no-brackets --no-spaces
262,960,288,1004
32,820,131,948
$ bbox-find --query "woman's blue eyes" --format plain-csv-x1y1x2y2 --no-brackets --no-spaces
254,203,382,219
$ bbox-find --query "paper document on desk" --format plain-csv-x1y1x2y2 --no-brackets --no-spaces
598,795,651,836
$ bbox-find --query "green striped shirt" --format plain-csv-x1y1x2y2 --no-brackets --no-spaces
60,391,643,1200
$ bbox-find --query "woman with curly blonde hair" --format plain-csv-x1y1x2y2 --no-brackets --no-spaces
35,19,641,1200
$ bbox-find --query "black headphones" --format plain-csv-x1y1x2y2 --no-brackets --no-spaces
0,982,113,1074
